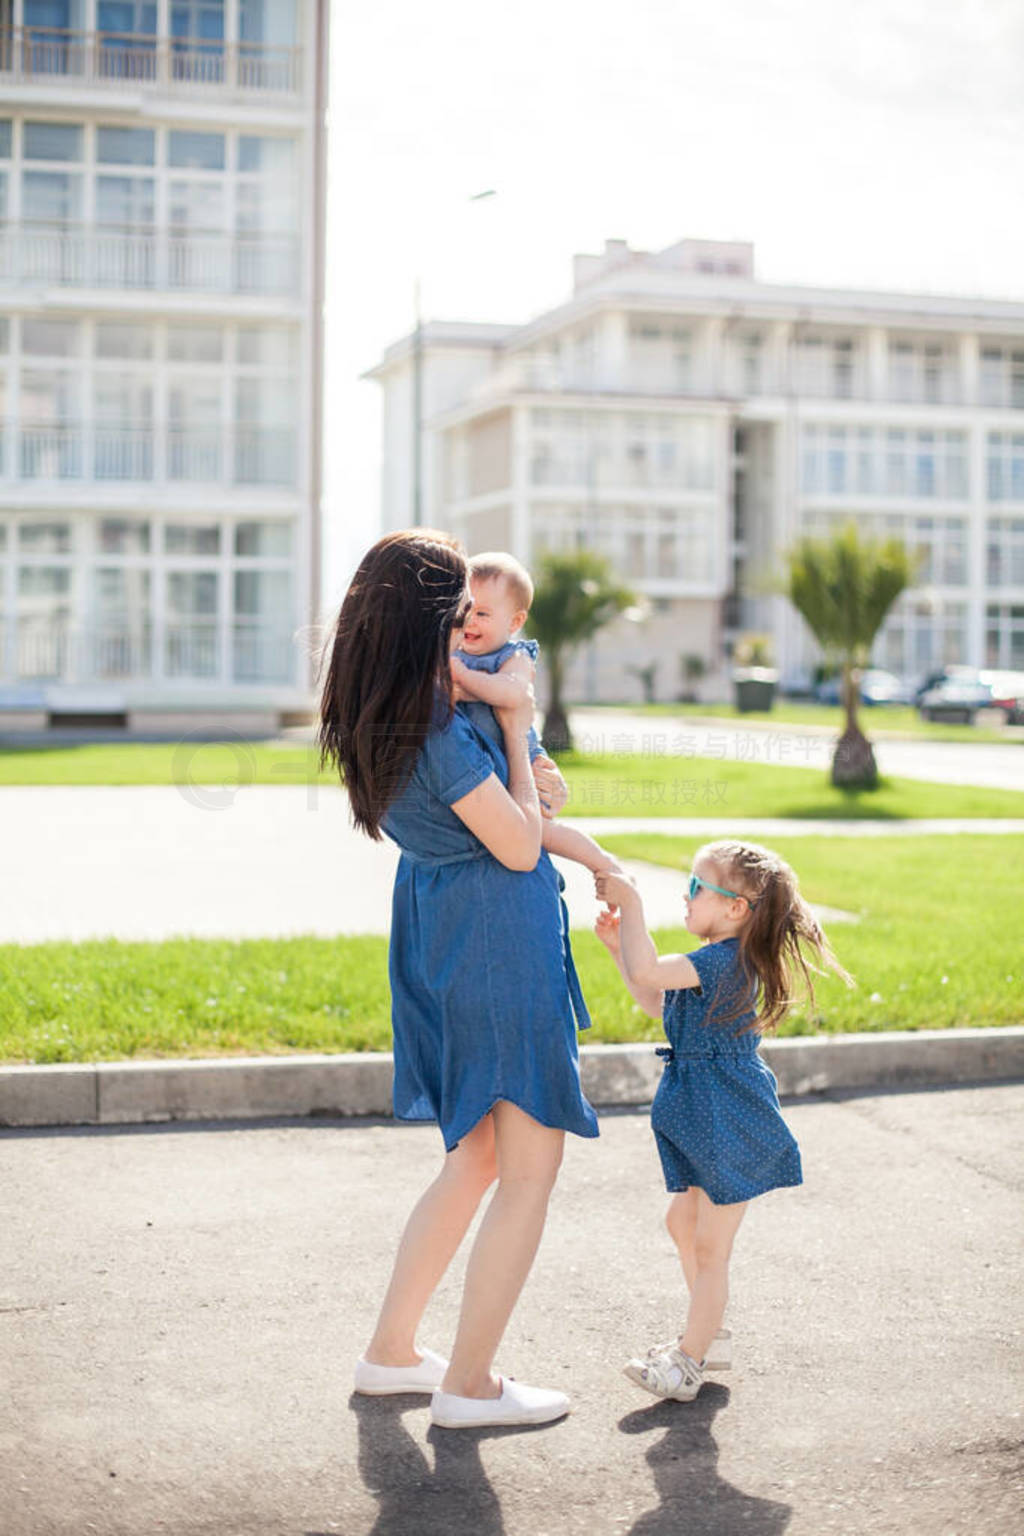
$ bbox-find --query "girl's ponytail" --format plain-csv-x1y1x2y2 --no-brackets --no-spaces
700,841,853,1033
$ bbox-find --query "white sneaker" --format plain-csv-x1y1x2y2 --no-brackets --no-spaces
354,1347,448,1395
430,1377,570,1429
624,1346,704,1402
645,1327,731,1371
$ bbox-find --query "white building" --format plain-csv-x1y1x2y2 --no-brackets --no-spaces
0,0,328,734
370,237,1024,702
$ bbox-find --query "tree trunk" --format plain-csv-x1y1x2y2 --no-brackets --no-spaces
541,651,573,753
831,660,878,787
831,726,878,787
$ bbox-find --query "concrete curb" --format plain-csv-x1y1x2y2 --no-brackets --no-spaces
1,1027,1022,1129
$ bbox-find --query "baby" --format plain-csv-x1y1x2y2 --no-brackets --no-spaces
451,550,619,879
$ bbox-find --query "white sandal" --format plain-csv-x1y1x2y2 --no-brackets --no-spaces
645,1327,731,1371
624,1346,704,1402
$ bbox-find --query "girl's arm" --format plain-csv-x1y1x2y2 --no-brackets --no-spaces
594,909,663,1019
450,691,542,872
594,872,701,991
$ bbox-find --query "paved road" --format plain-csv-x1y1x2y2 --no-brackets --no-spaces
8,784,1024,944
2,1084,1021,1535
569,709,1024,792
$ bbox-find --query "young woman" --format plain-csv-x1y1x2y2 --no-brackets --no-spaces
319,529,611,1429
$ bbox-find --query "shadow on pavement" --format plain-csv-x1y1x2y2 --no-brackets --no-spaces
341,1391,511,1536
618,1385,792,1535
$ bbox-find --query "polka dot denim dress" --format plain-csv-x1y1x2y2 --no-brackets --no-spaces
652,937,802,1205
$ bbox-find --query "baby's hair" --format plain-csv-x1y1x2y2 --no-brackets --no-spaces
698,839,854,1032
468,551,534,613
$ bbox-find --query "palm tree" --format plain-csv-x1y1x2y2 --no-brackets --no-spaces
786,524,917,788
527,550,635,751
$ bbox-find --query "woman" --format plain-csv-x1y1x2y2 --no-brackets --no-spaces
319,530,603,1429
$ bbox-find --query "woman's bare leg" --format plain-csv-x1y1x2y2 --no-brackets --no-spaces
441,1101,565,1399
678,1189,748,1365
363,1116,498,1365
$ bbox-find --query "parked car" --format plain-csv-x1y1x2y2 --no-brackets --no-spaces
917,669,994,724
815,669,913,707
982,670,1024,725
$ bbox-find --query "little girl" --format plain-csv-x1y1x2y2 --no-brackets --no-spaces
452,549,619,880
594,840,852,1404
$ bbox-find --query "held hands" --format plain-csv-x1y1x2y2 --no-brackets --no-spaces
594,869,639,910
594,907,622,956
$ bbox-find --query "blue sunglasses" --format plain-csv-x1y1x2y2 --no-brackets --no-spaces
687,872,757,908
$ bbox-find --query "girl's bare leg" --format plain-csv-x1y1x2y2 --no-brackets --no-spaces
363,1115,498,1365
441,1101,565,1399
665,1190,699,1294
678,1189,748,1365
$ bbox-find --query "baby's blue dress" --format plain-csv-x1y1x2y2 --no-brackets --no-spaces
381,701,598,1152
455,638,541,758
652,937,802,1205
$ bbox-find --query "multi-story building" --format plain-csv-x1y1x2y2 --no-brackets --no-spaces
0,0,328,733
370,237,1024,702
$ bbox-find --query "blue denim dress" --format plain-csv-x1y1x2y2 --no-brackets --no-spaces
381,703,598,1152
652,938,802,1205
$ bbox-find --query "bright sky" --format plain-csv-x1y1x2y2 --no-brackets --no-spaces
322,0,1024,610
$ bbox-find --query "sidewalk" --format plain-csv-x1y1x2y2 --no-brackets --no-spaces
2,1084,1021,1535
2,783,1022,943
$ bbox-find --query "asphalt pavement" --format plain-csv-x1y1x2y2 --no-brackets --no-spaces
2,1083,1022,1536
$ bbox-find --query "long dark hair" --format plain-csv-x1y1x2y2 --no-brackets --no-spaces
699,840,854,1032
317,530,469,838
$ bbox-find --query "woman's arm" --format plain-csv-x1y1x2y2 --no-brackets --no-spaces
594,909,663,1019
449,691,543,871
594,872,701,991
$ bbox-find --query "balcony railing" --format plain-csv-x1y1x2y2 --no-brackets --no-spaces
0,223,300,297
0,27,302,94
10,421,297,487
5,621,295,684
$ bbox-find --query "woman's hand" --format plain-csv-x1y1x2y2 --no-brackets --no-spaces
594,869,639,909
594,908,622,956
531,754,568,820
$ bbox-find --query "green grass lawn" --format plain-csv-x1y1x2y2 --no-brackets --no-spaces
586,700,1023,745
2,835,1020,1065
0,741,1022,819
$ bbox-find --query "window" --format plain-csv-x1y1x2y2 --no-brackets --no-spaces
167,131,225,172
167,325,223,363
21,318,79,356
987,519,1024,587
987,433,1024,502
96,175,155,227
19,522,71,553
980,345,1024,410
22,169,82,222
236,325,295,367
165,523,221,555
23,122,83,162
0,122,11,159
95,322,153,360
985,603,1024,669
99,518,151,554
234,521,291,556
97,127,156,166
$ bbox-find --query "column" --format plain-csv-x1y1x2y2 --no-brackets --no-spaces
967,415,988,668
866,327,888,403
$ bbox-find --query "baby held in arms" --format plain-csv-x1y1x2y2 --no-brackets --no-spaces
451,550,620,881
